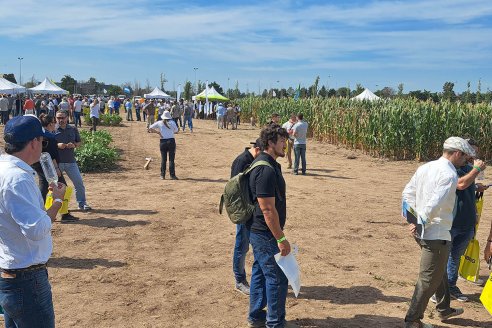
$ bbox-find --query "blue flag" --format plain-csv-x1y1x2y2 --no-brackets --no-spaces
123,86,132,94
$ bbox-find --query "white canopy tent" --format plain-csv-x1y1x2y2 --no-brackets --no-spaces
0,77,26,94
29,77,68,95
351,88,380,101
144,87,171,99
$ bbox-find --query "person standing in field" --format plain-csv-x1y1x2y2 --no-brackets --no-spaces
89,98,100,132
291,113,308,175
401,137,475,328
125,98,133,121
0,115,66,328
230,138,263,296
439,139,487,302
182,100,194,132
73,97,83,128
107,96,115,115
148,110,179,180
144,100,156,129
282,113,297,170
247,124,297,328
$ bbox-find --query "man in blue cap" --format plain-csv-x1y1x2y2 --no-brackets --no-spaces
0,115,66,328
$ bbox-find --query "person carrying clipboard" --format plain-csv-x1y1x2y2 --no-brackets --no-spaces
401,137,476,328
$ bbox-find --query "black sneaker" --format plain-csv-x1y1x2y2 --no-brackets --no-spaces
449,286,468,302
439,307,464,321
170,175,179,180
60,213,79,223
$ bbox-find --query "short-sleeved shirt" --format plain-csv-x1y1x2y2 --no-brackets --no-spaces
55,124,81,163
453,164,477,230
149,120,178,139
247,152,286,234
230,149,254,178
293,120,308,145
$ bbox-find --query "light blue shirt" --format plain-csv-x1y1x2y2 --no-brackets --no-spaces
0,154,53,269
149,120,178,139
217,105,226,117
293,120,308,145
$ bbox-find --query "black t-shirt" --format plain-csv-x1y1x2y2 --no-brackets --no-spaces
230,149,254,178
453,164,477,229
247,152,286,234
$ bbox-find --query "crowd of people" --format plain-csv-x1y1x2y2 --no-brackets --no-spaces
2,88,492,328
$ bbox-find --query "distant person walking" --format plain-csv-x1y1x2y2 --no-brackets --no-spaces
291,113,308,175
282,113,297,169
182,100,194,132
125,99,133,121
89,98,100,132
148,110,179,180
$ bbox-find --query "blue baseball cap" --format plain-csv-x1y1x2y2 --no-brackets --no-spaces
4,115,55,143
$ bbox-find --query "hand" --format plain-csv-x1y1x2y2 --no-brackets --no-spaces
476,183,489,192
49,182,66,200
485,240,492,261
408,223,417,236
474,159,486,171
58,143,67,149
278,239,291,256
67,142,75,149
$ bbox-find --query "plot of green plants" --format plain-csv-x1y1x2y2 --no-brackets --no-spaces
76,130,120,172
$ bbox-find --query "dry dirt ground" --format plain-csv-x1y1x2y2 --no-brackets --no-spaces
2,117,492,328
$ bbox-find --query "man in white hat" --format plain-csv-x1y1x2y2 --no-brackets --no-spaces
401,136,475,328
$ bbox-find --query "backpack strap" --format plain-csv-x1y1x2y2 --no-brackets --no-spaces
243,160,273,175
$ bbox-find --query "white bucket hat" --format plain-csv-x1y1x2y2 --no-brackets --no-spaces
443,136,476,157
161,110,172,120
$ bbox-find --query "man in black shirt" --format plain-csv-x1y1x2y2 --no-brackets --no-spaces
247,124,295,328
230,138,263,295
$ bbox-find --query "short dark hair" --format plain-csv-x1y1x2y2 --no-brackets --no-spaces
4,140,30,154
271,113,280,118
57,109,69,117
260,124,289,150
297,113,304,120
39,113,54,127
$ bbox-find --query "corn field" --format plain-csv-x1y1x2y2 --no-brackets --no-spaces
238,97,492,161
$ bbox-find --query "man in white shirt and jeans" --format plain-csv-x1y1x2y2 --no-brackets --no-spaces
402,137,476,328
0,115,66,327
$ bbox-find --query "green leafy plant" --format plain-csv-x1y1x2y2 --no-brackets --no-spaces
84,113,122,126
76,130,120,172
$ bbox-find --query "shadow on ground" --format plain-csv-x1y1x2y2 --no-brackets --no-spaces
180,177,228,183
65,217,150,228
49,257,126,269
77,209,158,215
297,285,408,304
296,315,407,328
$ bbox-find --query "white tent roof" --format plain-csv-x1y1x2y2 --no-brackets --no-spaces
351,88,380,101
29,78,68,95
0,77,26,94
195,86,228,101
144,87,171,99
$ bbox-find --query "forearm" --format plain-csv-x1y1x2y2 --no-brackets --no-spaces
264,208,284,240
457,168,480,190
46,202,62,222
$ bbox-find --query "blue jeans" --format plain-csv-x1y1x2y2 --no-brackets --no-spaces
447,226,475,287
248,230,288,328
233,224,250,284
59,162,87,207
183,116,193,131
293,144,306,174
0,268,55,328
73,111,82,127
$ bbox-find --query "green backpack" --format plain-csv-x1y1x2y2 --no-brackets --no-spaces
219,160,273,224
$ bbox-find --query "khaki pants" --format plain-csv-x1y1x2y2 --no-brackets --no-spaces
405,239,451,323
285,139,294,168
146,113,155,128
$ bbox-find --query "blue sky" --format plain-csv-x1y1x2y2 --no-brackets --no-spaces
1,0,492,93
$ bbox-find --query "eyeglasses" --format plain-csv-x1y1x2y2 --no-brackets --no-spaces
56,116,67,120
42,139,49,148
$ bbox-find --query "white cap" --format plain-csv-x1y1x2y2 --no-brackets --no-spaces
443,137,476,157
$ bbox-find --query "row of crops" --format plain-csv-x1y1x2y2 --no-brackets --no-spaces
237,97,492,161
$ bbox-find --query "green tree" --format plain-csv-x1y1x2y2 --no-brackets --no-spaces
381,87,395,99
209,81,224,95
327,88,336,98
24,75,38,88
106,85,123,96
336,87,350,98
442,82,456,102
230,81,241,99
476,79,482,103
183,81,192,100
397,83,404,97
60,75,77,94
355,83,364,95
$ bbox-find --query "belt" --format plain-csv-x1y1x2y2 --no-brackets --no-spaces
0,263,46,273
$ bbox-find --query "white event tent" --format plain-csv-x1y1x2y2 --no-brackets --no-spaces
29,78,69,95
0,77,26,94
144,87,171,99
351,88,380,101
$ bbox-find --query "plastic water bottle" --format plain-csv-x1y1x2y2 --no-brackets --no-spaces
39,152,58,185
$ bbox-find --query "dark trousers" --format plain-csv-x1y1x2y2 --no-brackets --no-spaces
0,111,9,124
405,239,451,323
90,117,99,132
74,112,82,127
159,138,176,178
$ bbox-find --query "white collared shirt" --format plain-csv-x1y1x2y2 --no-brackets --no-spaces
0,154,52,269
402,157,458,241
149,120,178,139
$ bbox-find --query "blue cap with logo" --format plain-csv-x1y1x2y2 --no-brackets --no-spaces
4,115,55,143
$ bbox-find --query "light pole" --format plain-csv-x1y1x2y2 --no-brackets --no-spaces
193,67,198,95
228,77,230,98
17,57,23,85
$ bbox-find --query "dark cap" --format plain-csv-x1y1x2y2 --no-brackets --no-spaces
4,115,55,143
250,138,264,150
